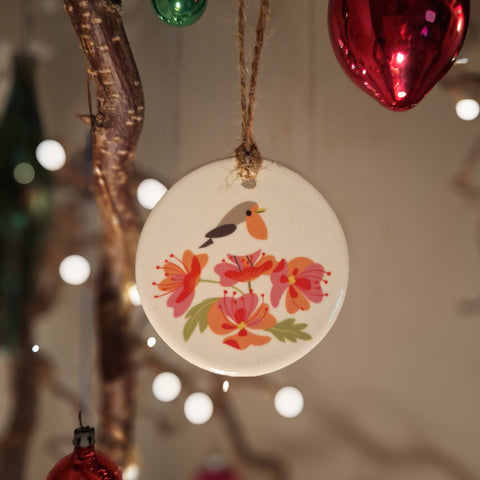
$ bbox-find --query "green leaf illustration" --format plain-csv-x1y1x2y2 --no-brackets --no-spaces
266,318,312,343
183,297,220,342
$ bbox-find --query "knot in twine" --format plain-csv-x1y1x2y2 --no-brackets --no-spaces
234,0,270,188
235,142,261,188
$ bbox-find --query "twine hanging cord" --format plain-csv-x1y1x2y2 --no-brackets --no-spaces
234,0,270,185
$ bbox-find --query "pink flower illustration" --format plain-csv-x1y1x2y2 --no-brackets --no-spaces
270,257,330,314
207,292,277,350
214,250,276,287
154,250,208,317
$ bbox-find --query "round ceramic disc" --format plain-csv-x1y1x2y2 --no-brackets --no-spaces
136,159,348,376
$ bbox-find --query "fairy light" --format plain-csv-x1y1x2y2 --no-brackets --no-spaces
31,344,40,353
152,372,181,402
146,336,156,348
127,282,141,306
13,162,35,184
136,179,167,210
455,98,480,121
35,139,66,171
59,255,91,285
274,386,304,418
123,463,140,480
184,392,214,425
222,380,230,393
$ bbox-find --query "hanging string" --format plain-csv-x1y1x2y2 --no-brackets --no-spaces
234,0,270,188
20,0,33,54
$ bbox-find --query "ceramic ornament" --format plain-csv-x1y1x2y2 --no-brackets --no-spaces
136,159,349,376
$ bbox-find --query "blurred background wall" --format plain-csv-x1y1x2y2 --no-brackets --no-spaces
0,1,479,479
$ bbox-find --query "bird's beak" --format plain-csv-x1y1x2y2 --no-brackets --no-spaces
255,208,266,214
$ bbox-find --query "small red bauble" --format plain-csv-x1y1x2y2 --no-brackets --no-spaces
45,424,122,480
194,470,240,480
328,0,470,111
194,454,241,480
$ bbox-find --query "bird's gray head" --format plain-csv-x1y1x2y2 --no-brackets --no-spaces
218,201,258,226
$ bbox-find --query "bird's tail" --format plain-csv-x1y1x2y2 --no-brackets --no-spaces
199,238,214,248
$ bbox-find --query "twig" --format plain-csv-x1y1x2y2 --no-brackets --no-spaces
453,131,480,211
0,349,40,480
215,382,288,480
320,404,477,479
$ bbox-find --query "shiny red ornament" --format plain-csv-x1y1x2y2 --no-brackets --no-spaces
328,0,470,111
45,424,123,480
194,454,241,480
194,468,240,480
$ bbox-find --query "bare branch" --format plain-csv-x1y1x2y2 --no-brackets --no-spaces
64,0,144,467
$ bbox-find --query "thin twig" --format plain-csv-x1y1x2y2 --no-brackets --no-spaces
215,382,288,480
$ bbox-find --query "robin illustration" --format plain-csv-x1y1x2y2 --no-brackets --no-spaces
199,201,267,248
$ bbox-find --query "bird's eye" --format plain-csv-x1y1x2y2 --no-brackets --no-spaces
246,210,252,216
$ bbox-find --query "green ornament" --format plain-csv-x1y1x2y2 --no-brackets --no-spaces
151,0,207,27
0,54,52,352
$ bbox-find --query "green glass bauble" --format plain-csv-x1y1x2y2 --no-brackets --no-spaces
151,0,207,27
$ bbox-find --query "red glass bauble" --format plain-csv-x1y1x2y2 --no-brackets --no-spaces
194,454,241,480
328,0,470,111
194,468,240,480
46,445,122,480
46,423,123,480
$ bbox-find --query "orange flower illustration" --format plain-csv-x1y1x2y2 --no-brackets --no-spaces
207,292,277,349
270,257,330,314
214,250,276,287
154,250,208,317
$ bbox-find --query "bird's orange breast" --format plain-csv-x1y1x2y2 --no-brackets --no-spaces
246,212,268,239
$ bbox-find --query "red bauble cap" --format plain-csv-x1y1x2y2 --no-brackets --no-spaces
45,423,123,480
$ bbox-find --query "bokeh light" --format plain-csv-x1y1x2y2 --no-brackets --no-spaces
455,98,480,121
152,372,181,402
59,255,91,285
13,162,35,184
184,392,214,425
136,178,167,210
274,386,304,418
123,463,140,480
35,139,66,171
127,282,141,306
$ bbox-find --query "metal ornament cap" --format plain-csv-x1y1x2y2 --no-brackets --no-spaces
73,425,95,448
